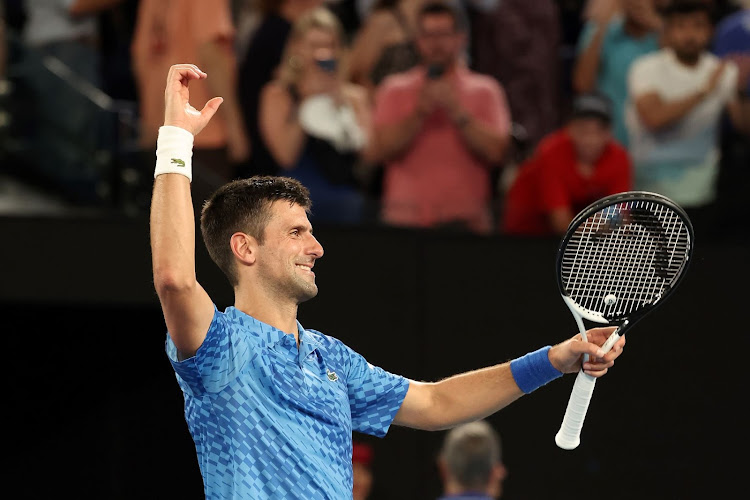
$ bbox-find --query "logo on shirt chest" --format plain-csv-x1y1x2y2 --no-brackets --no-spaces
326,369,339,382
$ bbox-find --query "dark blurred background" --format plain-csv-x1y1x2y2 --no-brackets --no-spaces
3,217,748,499
1,0,749,499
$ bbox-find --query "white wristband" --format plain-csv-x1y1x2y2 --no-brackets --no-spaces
154,126,194,182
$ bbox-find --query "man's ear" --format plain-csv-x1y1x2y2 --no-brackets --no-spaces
230,232,258,267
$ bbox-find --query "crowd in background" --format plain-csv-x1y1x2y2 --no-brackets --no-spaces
0,0,748,240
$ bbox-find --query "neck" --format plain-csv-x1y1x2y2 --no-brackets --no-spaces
445,481,488,496
673,49,702,67
234,286,300,342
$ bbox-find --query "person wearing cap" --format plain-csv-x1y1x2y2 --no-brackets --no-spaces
501,92,632,236
436,420,506,500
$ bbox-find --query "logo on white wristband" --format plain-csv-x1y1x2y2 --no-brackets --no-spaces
154,126,194,182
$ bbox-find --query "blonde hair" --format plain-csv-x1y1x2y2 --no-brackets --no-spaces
277,7,346,86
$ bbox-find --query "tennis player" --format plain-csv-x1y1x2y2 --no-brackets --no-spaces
151,64,626,499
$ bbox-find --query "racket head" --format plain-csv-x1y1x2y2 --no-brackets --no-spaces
556,191,694,328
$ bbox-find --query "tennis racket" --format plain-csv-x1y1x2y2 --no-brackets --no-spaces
554,191,694,450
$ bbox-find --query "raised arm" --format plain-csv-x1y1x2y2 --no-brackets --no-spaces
634,62,727,131
572,1,620,94
150,64,222,357
393,327,624,431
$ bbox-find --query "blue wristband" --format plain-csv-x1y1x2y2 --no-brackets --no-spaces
510,346,563,394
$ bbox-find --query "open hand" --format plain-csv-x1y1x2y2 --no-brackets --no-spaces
163,63,223,136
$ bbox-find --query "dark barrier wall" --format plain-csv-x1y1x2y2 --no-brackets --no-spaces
2,215,748,500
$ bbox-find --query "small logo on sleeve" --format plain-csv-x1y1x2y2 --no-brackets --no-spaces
326,369,338,382
171,158,185,167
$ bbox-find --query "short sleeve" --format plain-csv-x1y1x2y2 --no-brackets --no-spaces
373,79,414,126
628,55,658,99
165,306,252,396
343,346,409,437
475,80,511,136
719,60,739,101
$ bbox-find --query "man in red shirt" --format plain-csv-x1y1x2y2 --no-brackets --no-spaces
502,92,632,236
372,1,511,235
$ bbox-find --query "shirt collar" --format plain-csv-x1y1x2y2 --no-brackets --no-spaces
225,307,322,360
297,322,323,361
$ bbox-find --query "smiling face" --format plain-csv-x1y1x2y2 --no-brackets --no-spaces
254,201,324,304
295,26,340,72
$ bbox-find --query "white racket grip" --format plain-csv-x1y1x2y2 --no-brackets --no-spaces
555,370,597,450
599,331,621,356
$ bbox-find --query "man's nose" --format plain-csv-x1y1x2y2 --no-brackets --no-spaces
308,235,324,258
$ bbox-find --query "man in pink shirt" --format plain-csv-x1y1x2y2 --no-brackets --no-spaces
372,0,511,234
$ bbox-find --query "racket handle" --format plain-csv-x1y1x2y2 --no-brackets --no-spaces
555,370,597,450
600,330,621,355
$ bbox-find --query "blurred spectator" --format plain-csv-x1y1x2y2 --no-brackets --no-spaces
348,0,495,95
237,0,324,179
347,0,422,95
258,6,372,224
472,0,562,151
132,0,249,189
502,92,631,236
711,4,749,241
372,1,510,234
233,0,263,64
22,0,114,85
18,0,123,202
436,420,506,500
625,0,742,221
573,0,662,148
713,4,750,98
352,441,374,500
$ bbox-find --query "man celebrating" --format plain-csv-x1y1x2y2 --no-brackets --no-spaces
150,63,626,499
371,1,511,234
625,0,743,218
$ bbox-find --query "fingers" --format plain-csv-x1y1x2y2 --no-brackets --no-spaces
168,63,207,84
200,97,224,122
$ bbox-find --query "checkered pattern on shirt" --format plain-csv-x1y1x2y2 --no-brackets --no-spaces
166,306,409,499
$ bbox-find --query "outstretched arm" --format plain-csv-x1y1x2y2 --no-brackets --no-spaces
393,326,625,431
151,64,222,357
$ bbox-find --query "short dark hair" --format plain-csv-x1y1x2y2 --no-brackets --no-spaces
661,0,714,22
200,176,312,286
440,421,501,491
417,1,466,32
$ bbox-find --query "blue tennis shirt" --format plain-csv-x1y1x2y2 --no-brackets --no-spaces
165,306,409,499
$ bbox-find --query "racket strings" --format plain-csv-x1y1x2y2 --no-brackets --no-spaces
561,200,691,319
